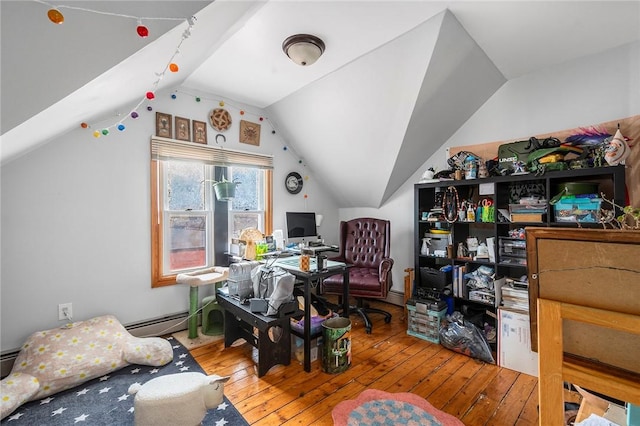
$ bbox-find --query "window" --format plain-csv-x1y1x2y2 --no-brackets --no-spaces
163,161,211,274
228,166,265,240
151,139,273,287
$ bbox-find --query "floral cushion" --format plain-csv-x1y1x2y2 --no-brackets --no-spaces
1,315,173,420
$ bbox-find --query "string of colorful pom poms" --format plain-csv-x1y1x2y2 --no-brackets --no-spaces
33,0,196,138
34,0,187,35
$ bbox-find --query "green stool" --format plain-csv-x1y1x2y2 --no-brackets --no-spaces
201,295,225,336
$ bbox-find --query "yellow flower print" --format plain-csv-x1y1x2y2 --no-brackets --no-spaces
55,350,67,359
50,333,64,342
145,354,152,361
81,326,91,334
86,342,97,350
19,360,29,368
110,361,118,369
42,383,51,392
78,371,88,380
92,357,103,366
37,363,47,372
113,332,124,339
74,354,85,362
36,344,50,355
97,329,108,338
105,343,114,351
4,380,14,386
68,336,81,346
55,367,69,377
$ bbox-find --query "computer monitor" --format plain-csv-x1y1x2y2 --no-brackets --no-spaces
285,212,317,244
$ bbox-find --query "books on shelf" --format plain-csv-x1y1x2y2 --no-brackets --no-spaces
452,264,467,298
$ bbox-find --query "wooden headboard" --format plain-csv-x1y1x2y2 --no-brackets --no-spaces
526,227,640,374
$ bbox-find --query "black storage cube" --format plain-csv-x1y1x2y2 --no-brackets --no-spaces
419,267,451,291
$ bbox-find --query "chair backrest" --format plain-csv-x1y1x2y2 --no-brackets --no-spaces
339,218,390,269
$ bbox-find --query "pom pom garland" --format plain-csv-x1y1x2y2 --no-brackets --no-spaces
34,0,197,137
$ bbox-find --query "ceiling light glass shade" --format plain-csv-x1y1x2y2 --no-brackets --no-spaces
282,34,325,66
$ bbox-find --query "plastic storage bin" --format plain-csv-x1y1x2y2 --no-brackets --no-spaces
406,300,447,344
554,197,602,223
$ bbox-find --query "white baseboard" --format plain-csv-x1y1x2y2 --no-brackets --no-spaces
385,289,405,306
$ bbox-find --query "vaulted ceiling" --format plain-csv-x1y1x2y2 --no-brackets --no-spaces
2,1,639,207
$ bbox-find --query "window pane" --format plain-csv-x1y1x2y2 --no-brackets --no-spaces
231,212,262,239
167,161,205,210
230,167,261,211
167,214,207,271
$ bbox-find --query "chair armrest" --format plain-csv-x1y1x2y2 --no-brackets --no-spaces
379,258,394,283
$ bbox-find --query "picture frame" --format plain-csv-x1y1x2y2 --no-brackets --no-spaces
239,120,261,146
156,112,172,138
175,116,191,141
192,120,207,144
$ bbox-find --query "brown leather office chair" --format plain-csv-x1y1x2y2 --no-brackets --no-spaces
321,218,394,334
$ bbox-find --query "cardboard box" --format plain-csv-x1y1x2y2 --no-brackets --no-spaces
498,308,538,376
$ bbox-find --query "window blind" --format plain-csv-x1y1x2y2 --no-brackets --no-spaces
151,137,273,169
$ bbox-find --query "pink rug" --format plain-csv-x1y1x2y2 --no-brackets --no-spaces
332,389,465,426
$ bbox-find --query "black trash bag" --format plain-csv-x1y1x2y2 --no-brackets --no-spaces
439,311,495,364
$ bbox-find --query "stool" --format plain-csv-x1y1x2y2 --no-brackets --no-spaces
201,295,224,336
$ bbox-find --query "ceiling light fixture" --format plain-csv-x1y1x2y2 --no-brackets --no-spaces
282,34,325,66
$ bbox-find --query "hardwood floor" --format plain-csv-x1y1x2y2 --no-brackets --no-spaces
191,300,539,425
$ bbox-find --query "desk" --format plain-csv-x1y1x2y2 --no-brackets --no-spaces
272,256,349,373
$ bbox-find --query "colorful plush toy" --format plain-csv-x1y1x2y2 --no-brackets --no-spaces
1,315,173,420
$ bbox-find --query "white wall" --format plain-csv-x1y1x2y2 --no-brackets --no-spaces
341,41,640,294
0,87,339,352
2,41,638,352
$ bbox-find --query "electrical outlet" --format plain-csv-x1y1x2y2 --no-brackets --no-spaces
58,303,73,321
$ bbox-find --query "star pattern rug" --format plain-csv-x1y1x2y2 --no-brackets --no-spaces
1,336,248,426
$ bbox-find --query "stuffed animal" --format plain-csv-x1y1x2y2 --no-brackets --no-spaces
0,315,173,420
128,372,230,426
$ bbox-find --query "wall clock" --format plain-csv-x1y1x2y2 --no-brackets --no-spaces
285,172,303,194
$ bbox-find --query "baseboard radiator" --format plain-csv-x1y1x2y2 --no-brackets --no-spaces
385,289,405,306
1,311,190,379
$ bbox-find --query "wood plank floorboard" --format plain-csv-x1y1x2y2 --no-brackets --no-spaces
191,299,540,425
